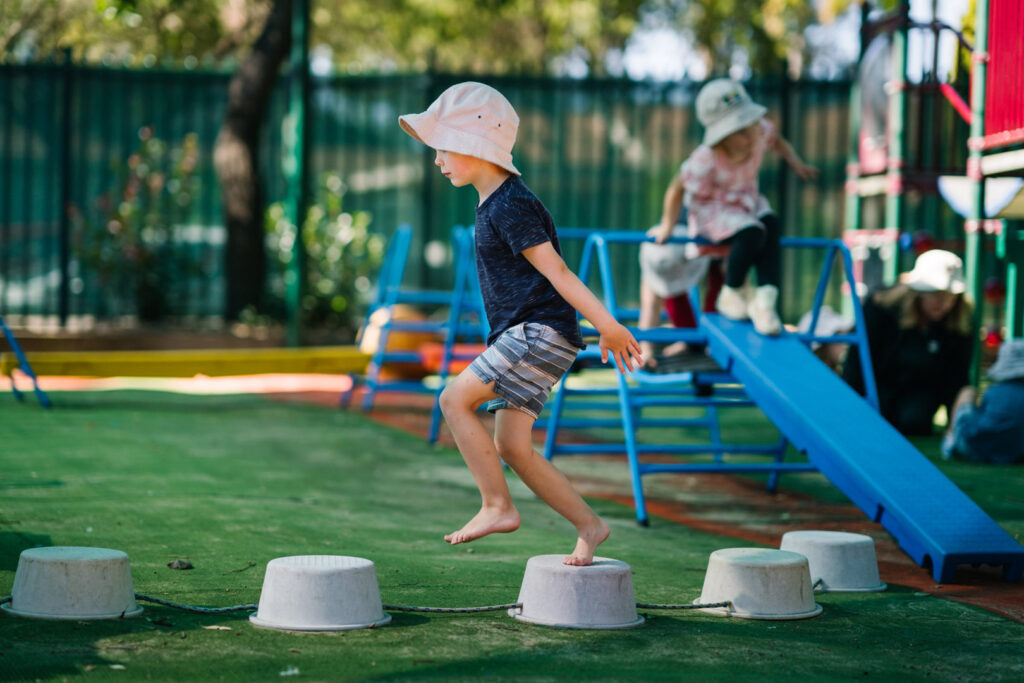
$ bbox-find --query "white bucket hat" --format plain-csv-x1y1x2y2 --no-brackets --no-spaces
989,338,1024,381
900,249,967,294
638,226,710,298
399,82,520,175
797,306,855,349
696,78,768,147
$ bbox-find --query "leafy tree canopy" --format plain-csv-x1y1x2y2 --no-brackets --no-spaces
1,0,893,77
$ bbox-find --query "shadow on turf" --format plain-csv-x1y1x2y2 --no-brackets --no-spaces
0,531,54,572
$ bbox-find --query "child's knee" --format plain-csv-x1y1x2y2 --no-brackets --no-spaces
494,432,533,467
439,383,469,417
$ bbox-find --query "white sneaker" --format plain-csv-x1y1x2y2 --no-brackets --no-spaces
716,285,750,321
748,285,782,336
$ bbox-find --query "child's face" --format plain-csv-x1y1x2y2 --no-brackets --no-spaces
717,122,762,158
434,149,484,187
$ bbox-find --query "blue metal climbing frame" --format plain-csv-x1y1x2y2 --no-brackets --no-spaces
348,224,488,443
1,316,51,408
541,231,877,526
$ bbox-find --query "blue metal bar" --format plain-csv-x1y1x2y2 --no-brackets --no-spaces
428,226,489,443
550,443,788,456
0,316,51,408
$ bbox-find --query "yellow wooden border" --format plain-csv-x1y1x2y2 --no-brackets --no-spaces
0,347,371,378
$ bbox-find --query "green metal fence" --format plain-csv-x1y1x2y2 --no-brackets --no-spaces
1,62,952,329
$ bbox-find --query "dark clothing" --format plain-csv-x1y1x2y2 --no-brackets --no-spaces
666,260,725,327
474,176,584,349
843,291,972,436
721,213,781,288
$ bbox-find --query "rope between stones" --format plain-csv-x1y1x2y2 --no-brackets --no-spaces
2,594,732,615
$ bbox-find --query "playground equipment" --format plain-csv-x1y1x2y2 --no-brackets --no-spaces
2,547,142,620
348,224,488,443
779,530,886,593
544,232,877,515
509,555,643,629
845,0,1024,374
695,548,822,620
249,555,391,632
544,230,1023,583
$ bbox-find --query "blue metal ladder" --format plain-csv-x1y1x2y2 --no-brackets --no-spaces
1,316,52,408
542,232,877,527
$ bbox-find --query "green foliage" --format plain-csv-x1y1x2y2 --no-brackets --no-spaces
1,0,264,63
3,0,868,76
317,0,645,75
71,127,202,320
265,173,385,339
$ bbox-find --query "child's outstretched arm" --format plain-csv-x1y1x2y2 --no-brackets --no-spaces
771,136,819,181
521,241,643,373
650,176,685,244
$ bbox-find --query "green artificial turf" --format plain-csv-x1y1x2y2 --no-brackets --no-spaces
1,390,1021,682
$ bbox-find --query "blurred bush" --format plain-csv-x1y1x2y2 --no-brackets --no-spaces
265,172,385,342
72,126,202,321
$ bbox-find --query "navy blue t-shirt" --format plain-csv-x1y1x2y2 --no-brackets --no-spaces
474,176,584,349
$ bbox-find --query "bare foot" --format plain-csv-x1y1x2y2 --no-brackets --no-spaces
661,341,688,357
640,343,657,368
563,517,611,566
444,506,520,545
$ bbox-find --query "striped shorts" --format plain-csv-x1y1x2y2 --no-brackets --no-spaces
469,322,579,420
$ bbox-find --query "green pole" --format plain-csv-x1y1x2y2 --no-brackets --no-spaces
966,0,989,382
283,0,310,347
884,3,909,286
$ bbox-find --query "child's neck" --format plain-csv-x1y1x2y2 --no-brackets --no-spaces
473,168,513,205
716,145,753,165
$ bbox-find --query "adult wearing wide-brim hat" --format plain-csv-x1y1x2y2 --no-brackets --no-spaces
843,249,974,436
942,338,1024,464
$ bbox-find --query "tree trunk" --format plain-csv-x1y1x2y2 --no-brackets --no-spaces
214,0,291,321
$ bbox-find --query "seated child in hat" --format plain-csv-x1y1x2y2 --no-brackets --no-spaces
399,82,643,566
639,77,818,349
637,205,725,367
795,306,855,373
942,338,1024,464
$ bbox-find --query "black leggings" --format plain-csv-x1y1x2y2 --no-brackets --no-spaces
722,213,781,289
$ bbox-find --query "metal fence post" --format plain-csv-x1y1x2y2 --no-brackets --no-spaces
58,48,74,327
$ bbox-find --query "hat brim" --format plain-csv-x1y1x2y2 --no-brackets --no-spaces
900,273,967,295
702,103,767,147
399,113,520,176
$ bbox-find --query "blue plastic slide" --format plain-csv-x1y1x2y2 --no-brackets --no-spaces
702,313,1024,583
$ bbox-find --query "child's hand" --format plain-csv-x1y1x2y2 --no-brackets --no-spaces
647,222,674,245
951,385,977,415
790,161,819,182
599,322,644,373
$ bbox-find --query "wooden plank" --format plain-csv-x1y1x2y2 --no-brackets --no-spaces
0,347,371,378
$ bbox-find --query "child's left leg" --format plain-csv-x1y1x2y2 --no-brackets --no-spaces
638,281,666,366
493,407,610,566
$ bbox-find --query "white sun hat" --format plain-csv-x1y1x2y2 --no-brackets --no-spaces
796,306,855,349
989,338,1024,382
900,249,967,294
696,79,768,147
638,227,710,298
399,81,520,175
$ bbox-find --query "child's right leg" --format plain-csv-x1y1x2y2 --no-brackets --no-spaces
438,371,522,545
719,222,781,334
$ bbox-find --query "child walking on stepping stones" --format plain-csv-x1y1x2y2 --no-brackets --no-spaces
399,82,643,566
